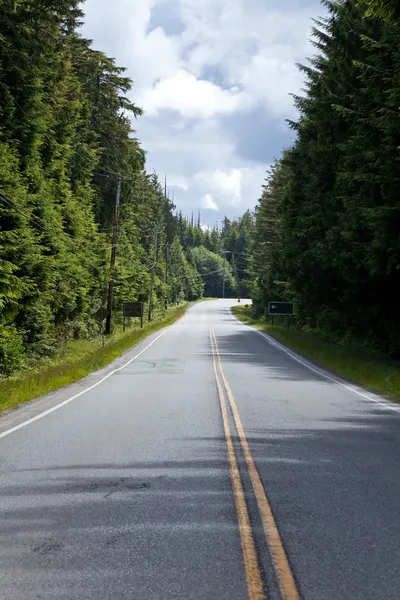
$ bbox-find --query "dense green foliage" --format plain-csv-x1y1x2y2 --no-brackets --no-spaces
251,0,400,357
0,0,254,377
8,0,399,380
359,0,399,21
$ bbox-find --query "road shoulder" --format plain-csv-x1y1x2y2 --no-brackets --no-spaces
230,305,400,414
0,308,189,437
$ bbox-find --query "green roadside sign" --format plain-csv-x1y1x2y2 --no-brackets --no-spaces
268,301,294,316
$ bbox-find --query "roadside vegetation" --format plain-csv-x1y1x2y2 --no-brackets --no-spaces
249,2,400,377
0,2,253,385
0,303,190,413
233,306,400,402
2,0,400,411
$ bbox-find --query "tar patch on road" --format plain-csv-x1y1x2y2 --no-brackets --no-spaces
32,539,63,556
63,477,152,497
115,358,186,375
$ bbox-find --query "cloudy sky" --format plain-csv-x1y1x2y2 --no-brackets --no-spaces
81,0,325,225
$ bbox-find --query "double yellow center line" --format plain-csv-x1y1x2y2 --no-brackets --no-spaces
209,327,300,600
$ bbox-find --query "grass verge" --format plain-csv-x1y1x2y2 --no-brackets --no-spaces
0,303,190,413
232,305,400,402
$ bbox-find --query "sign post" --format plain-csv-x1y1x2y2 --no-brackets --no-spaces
123,302,144,330
94,306,109,347
268,301,294,326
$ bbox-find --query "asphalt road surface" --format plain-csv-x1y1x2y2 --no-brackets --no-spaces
1,299,400,600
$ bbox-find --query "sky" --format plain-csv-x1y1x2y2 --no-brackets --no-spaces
80,0,325,226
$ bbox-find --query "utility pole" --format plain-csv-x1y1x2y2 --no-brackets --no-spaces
148,228,158,321
165,242,170,309
105,174,122,335
164,176,169,309
222,250,227,299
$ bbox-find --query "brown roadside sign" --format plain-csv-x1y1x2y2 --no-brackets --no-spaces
124,302,143,318
94,306,109,321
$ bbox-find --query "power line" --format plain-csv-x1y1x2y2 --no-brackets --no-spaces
173,268,222,282
0,193,112,274
1,192,165,254
0,5,27,50
0,193,47,233
2,191,239,286
0,192,103,244
0,40,34,124
93,172,112,179
0,36,21,71
93,169,137,182
0,15,40,127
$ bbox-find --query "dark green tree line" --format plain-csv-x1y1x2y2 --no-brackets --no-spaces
251,0,400,356
0,0,249,376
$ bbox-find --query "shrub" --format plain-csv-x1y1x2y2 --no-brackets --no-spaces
0,325,25,378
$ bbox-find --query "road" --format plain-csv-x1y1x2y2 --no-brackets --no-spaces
1,299,400,600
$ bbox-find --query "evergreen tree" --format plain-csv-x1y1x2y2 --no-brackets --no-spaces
1,0,240,376
251,0,400,355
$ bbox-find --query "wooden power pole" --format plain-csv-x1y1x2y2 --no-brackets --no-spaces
165,242,170,309
222,251,227,299
148,228,158,321
105,174,122,335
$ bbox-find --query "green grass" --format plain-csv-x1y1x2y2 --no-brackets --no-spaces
232,305,400,402
0,303,190,413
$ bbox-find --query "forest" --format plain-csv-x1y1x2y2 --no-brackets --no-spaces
2,0,400,379
0,0,253,377
250,0,400,358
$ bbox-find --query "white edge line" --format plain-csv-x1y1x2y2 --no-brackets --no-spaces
0,316,186,441
228,308,400,415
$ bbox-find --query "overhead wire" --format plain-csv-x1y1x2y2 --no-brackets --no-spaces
0,192,90,241
0,12,178,301
0,41,34,123
2,192,247,296
0,5,27,50
0,192,144,238
0,9,39,126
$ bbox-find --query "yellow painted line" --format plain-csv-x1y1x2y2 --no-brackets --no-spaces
211,328,300,600
209,329,265,600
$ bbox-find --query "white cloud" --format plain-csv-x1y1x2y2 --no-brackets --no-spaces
142,117,235,174
81,0,325,222
82,0,181,91
239,52,302,117
138,69,249,118
211,169,243,202
201,194,219,211
83,0,315,119
168,175,189,191
192,165,267,215
194,168,243,205
133,26,181,89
